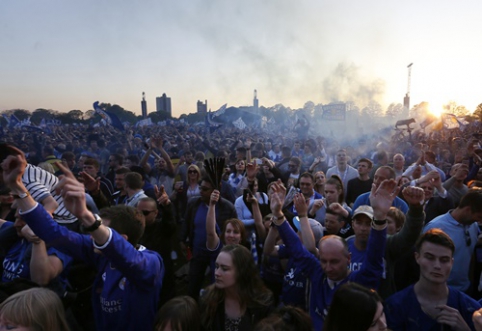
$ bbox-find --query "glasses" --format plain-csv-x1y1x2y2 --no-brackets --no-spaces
141,210,155,216
199,186,213,192
188,170,198,174
465,228,472,246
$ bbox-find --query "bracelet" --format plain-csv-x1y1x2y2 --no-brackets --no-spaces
372,218,388,226
12,192,30,199
298,214,308,218
271,214,285,226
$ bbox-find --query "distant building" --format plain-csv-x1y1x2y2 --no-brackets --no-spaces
141,92,147,118
253,89,259,111
197,100,208,113
156,93,172,116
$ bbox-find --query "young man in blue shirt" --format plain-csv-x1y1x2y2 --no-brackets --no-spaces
386,229,480,331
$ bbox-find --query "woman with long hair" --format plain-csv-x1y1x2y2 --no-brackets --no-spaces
0,288,70,331
171,164,202,221
200,245,273,331
323,283,387,331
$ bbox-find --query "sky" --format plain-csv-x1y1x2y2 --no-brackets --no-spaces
1,0,482,118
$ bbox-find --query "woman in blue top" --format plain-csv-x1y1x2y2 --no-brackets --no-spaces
207,189,265,263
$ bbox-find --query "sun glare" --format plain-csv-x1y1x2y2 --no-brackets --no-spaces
427,102,444,117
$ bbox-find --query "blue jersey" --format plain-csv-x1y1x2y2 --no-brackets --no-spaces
346,236,366,272
278,245,310,310
21,204,164,331
386,285,480,331
276,221,386,331
1,223,72,285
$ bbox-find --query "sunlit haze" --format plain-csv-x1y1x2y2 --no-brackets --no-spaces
1,0,481,117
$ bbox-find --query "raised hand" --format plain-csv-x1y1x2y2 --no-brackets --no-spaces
150,135,163,149
369,179,400,220
310,198,325,214
154,185,170,206
210,189,220,206
246,162,259,179
402,186,425,206
54,162,89,220
269,180,286,215
293,193,309,217
80,171,100,193
0,145,27,188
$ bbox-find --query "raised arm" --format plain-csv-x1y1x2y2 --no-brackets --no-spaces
385,186,425,261
293,192,316,254
206,189,221,250
22,226,66,286
249,192,266,241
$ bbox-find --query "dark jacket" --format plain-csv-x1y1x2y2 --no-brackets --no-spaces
203,299,273,331
179,196,237,246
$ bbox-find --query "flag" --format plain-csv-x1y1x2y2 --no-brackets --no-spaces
232,117,247,130
212,104,227,118
9,115,20,129
441,113,459,130
93,101,125,131
2,114,10,126
135,118,153,127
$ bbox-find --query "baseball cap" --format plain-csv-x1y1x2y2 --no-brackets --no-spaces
352,205,374,220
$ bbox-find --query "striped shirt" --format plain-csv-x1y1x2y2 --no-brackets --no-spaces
23,164,77,224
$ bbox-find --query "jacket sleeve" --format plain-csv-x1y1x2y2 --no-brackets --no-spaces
352,227,386,290
20,203,100,265
276,221,322,280
385,205,424,261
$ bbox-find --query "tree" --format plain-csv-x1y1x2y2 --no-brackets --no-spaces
473,103,482,121
31,108,57,124
453,105,469,117
385,103,404,118
67,110,83,121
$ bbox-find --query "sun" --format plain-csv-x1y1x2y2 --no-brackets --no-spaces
427,101,445,117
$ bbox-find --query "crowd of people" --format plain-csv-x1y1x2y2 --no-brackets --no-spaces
0,119,481,330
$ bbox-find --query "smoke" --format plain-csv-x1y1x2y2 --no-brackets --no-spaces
321,63,386,108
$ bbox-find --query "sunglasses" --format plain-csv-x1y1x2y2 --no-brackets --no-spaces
188,170,198,174
199,186,213,192
141,210,155,216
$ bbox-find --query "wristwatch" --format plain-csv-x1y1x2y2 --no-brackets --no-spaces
82,214,103,232
12,192,30,199
372,218,388,226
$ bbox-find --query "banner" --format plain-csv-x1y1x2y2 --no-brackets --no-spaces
441,113,459,130
232,117,247,129
211,104,227,118
322,104,346,121
93,101,125,131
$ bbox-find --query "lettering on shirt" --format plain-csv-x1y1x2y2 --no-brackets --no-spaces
2,260,23,280
349,262,363,271
284,268,304,288
100,296,122,313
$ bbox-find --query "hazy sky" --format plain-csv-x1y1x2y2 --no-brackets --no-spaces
1,0,481,117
